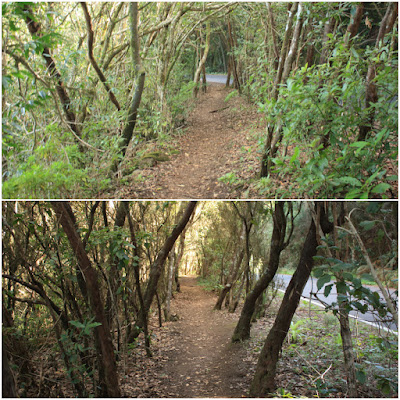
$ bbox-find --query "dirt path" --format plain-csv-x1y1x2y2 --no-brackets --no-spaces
159,276,249,397
113,83,260,199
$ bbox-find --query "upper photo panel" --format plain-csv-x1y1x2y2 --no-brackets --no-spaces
2,2,398,199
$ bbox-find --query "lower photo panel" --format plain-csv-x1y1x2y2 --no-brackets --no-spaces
2,200,398,398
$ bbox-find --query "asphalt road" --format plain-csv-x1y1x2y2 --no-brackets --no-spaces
205,74,232,84
274,274,398,333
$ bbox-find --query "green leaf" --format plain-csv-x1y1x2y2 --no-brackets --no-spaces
224,90,238,102
371,183,390,194
290,146,300,164
336,280,348,294
356,369,366,384
69,320,85,329
359,220,376,231
324,284,333,297
345,188,362,199
336,176,362,187
350,47,359,59
317,274,331,291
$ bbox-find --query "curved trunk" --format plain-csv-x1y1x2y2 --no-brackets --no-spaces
214,248,244,310
111,3,146,174
232,202,286,342
249,203,332,396
51,202,121,397
193,21,211,97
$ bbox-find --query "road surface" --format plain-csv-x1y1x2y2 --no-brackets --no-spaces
274,274,398,333
205,74,232,85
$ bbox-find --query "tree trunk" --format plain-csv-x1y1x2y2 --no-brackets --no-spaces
358,3,398,141
226,57,232,87
338,283,358,397
111,3,145,174
268,4,304,163
126,205,152,357
22,5,84,152
193,21,211,97
266,2,279,71
229,272,246,313
51,202,121,398
80,2,121,111
281,3,303,83
2,339,17,398
344,4,364,46
128,202,197,342
227,18,241,93
319,16,335,65
164,244,175,320
232,202,287,342
249,203,332,396
105,201,127,352
214,248,244,310
260,2,298,177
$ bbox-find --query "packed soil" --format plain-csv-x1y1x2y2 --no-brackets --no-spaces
121,276,253,397
112,83,261,199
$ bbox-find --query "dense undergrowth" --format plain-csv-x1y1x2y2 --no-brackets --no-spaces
247,292,398,398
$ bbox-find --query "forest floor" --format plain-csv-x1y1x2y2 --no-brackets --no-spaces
111,83,262,199
121,276,252,397
120,276,398,398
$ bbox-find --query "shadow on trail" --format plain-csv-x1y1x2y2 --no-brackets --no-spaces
159,276,251,397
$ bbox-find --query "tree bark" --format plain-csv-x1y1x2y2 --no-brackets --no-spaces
22,5,84,152
2,339,17,398
215,247,245,310
249,203,333,396
80,2,121,111
319,17,335,65
128,201,197,342
260,2,298,177
51,201,121,398
126,204,152,356
111,3,145,174
164,244,175,320
281,3,303,83
358,3,398,141
266,2,279,70
227,17,241,93
344,4,364,46
193,21,211,97
267,4,304,163
232,202,287,342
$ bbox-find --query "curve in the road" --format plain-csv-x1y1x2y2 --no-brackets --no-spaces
275,274,398,333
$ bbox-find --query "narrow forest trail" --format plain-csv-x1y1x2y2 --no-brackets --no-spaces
121,276,254,397
158,276,251,397
114,83,260,199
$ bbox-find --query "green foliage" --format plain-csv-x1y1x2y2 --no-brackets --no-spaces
274,388,294,398
258,38,397,198
3,157,86,199
218,172,240,185
224,90,238,103
68,318,102,337
197,276,223,292
289,319,304,343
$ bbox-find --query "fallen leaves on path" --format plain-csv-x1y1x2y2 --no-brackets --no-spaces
111,84,262,199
